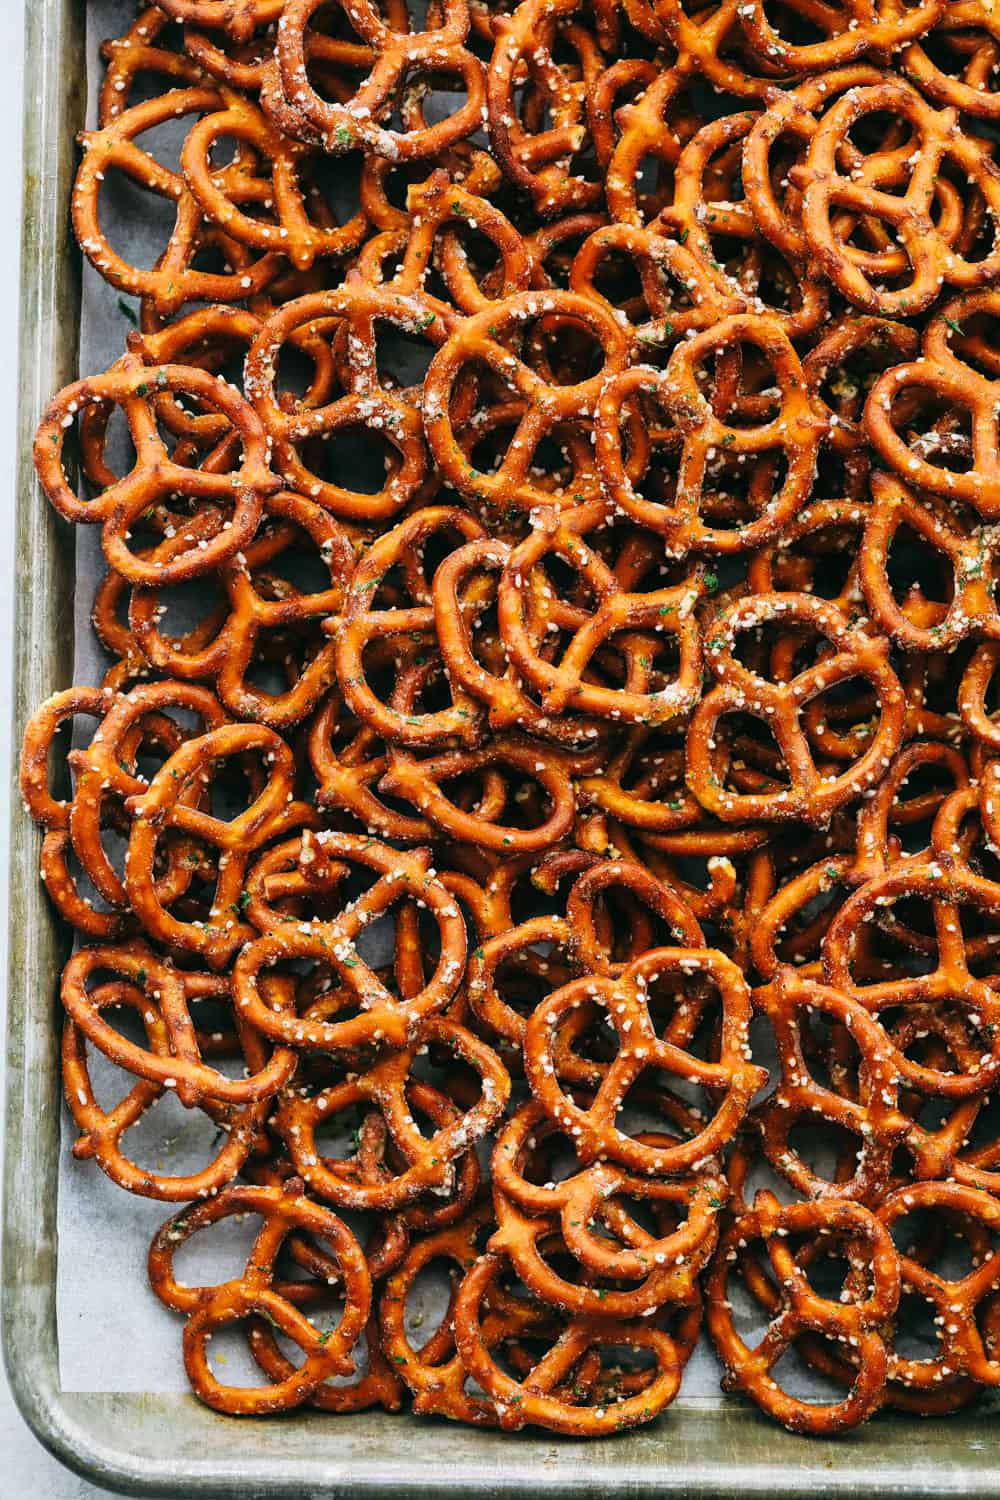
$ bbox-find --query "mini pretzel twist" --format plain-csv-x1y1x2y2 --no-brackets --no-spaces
706,1192,901,1435
687,592,906,825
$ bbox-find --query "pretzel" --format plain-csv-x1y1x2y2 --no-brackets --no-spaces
687,591,905,825
824,854,1000,1097
663,110,829,340
156,0,284,42
899,2,1000,119
751,969,907,1204
489,1098,724,1316
129,490,355,727
331,507,486,746
431,535,607,744
62,945,299,1111
655,1,793,102
865,292,1000,512
233,832,468,1051
73,86,291,318
859,473,1000,652
737,0,943,74
272,0,485,161
34,357,280,587
595,314,828,554
150,1177,371,1414
243,284,456,521
124,721,312,966
706,1191,900,1434
794,80,1000,315
494,509,705,726
524,947,765,1175
99,8,210,122
274,1015,508,1206
423,292,630,517
452,1250,686,1433
877,1182,1000,1392
181,87,370,272
43,0,1000,1441
62,977,273,1201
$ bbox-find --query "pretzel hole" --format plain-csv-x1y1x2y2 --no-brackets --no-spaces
782,1117,866,1194
144,571,230,653
614,1074,701,1139
721,716,793,793
892,1285,946,1365
888,388,976,474
103,20,189,109
96,158,191,275
522,318,607,386
940,309,1000,379
888,1201,996,1280
117,1075,245,1172
693,342,783,428
491,949,576,1021
703,452,791,532
803,675,882,754
374,323,438,391
958,1086,1000,1159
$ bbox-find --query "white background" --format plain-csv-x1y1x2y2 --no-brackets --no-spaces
0,3,116,1494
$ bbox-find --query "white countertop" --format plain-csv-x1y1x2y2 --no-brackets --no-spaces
0,4,116,1494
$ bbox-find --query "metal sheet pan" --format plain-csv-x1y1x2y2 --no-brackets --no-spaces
5,1,1000,1492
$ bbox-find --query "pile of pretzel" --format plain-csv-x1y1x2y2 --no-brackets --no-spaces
20,0,1000,1437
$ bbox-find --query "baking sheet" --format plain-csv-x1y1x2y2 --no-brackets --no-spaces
52,0,912,1416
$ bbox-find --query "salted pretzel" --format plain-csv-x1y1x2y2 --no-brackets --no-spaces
99,8,210,122
62,976,273,1201
485,0,603,219
737,0,943,74
687,591,905,825
489,1098,724,1317
494,508,705,726
156,1,284,42
899,1,1000,119
524,947,765,1175
73,86,292,318
859,473,1000,652
40,0,1000,1442
453,1249,686,1434
431,534,609,744
865,292,1000,512
423,292,630,516
794,79,1000,315
655,1,795,102
331,506,486,746
466,855,703,1050
129,489,355,728
35,356,280,586
751,969,907,1204
233,832,468,1051
243,282,457,521
749,739,971,981
150,1177,371,1414
662,110,829,341
823,853,1000,1097
124,721,313,966
62,945,299,1110
595,314,829,554
274,1015,509,1206
270,0,485,161
706,1191,900,1434
181,87,371,272
877,1182,1000,1393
